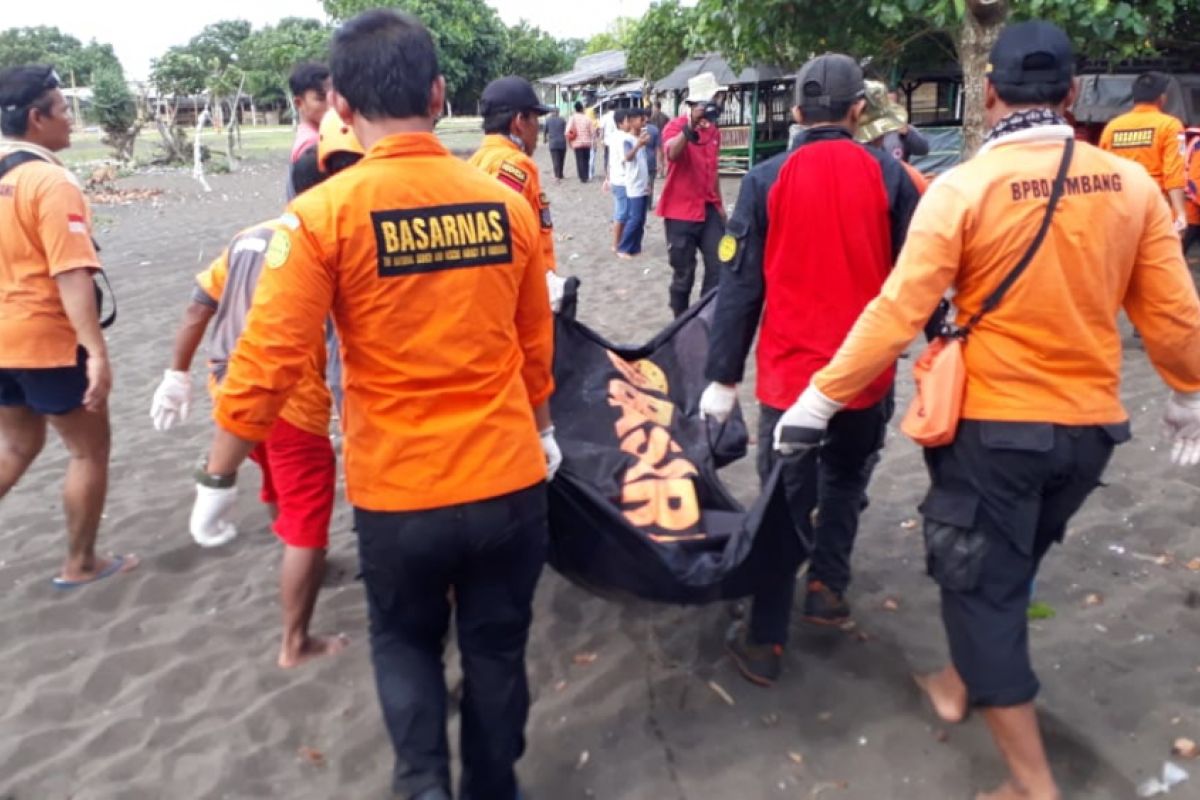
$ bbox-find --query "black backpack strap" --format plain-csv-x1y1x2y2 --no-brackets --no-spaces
0,150,47,179
1,149,116,328
964,137,1075,333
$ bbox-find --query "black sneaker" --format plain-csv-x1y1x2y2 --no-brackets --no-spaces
802,580,851,626
725,623,783,687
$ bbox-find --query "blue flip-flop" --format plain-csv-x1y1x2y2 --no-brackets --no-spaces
52,554,132,589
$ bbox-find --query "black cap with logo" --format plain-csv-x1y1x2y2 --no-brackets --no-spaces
795,54,865,109
480,76,553,117
987,21,1074,88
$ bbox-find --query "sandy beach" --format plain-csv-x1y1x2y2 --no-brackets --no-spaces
1,138,1198,800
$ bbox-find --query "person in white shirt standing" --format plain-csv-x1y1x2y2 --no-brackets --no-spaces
602,108,630,252
617,107,652,259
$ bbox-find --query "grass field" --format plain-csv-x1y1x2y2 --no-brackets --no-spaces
61,117,487,170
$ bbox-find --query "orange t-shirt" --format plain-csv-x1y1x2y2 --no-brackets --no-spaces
214,133,554,512
1099,104,1186,193
815,127,1200,425
0,144,100,368
467,135,557,272
195,221,331,437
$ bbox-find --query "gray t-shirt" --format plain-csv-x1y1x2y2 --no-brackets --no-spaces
545,115,568,149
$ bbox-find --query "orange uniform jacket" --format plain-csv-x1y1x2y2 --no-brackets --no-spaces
814,126,1200,425
1099,104,1186,193
0,142,100,368
194,221,331,437
214,133,554,512
468,135,557,272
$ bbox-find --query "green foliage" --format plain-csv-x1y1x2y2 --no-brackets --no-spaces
582,18,637,56
625,0,701,80
239,17,331,103
90,67,140,161
320,0,507,110
149,48,208,97
692,0,1188,74
0,26,122,85
502,20,571,80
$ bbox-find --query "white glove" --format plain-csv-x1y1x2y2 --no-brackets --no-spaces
189,484,239,547
541,426,563,481
774,385,844,455
151,370,192,431
546,272,567,313
699,382,738,423
1173,214,1188,234
1164,391,1200,466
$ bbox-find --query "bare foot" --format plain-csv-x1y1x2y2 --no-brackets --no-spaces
913,666,969,724
278,633,349,669
975,779,1060,800
57,553,140,585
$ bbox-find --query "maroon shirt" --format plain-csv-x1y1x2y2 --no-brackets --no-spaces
657,115,722,222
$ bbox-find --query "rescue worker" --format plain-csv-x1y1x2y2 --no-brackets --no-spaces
775,22,1200,800
699,54,919,686
469,76,557,274
151,109,364,669
1100,71,1189,233
659,72,727,318
186,11,560,799
1185,127,1200,255
0,64,137,587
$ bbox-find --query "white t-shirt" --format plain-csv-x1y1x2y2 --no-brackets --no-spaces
605,125,626,186
621,132,649,198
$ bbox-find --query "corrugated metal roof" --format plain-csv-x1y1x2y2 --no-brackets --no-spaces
654,54,791,93
537,50,627,86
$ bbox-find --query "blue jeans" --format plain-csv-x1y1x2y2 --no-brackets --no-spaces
355,484,548,800
617,195,647,254
611,184,629,224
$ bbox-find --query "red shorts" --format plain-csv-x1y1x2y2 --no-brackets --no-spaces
248,418,335,549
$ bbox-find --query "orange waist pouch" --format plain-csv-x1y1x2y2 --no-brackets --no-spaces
900,335,966,448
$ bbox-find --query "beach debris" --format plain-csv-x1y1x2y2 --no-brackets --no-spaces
573,651,598,666
933,728,949,743
1173,738,1199,759
88,187,164,205
707,680,735,706
1109,545,1127,555
1084,592,1104,607
810,780,849,797
297,746,326,768
1027,601,1056,620
857,736,868,746
762,712,781,727
900,518,918,530
554,680,568,692
1186,558,1200,572
576,750,590,770
882,597,900,612
818,711,833,722
1137,761,1190,796
787,751,805,765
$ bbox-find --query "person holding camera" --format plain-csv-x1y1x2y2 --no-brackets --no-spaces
658,72,727,318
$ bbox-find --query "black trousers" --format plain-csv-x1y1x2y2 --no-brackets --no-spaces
921,421,1123,707
572,147,590,183
355,483,548,800
749,395,893,645
549,147,566,180
664,203,724,317
1184,224,1200,257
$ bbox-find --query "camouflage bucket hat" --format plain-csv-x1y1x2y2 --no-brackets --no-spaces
855,80,906,143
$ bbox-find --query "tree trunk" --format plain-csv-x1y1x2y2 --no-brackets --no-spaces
194,106,212,192
958,8,1007,158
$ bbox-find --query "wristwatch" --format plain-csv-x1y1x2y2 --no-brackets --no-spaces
194,461,237,488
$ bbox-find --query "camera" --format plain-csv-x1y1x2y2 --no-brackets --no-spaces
702,102,723,123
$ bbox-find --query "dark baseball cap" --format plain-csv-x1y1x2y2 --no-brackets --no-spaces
987,21,1074,87
796,54,864,108
480,76,553,116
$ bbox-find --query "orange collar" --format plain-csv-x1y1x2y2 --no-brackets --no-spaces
1132,103,1163,114
364,132,449,161
480,134,522,153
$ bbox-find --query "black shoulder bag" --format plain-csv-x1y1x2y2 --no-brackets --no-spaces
0,150,117,328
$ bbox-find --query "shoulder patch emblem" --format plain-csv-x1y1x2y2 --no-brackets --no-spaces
500,161,529,185
265,231,292,269
718,234,737,263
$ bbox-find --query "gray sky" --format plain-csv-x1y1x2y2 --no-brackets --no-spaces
5,0,655,80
